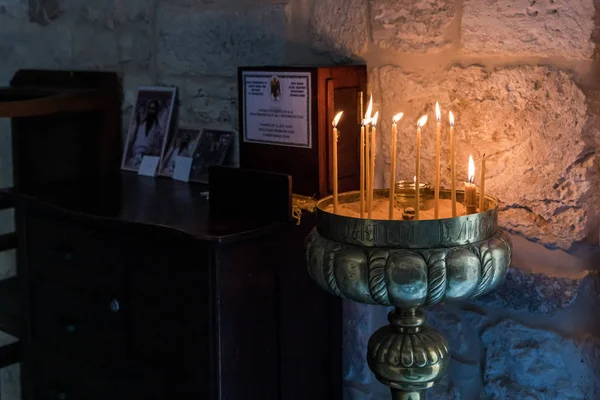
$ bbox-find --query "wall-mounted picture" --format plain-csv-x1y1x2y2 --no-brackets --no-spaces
121,86,177,172
189,129,234,183
159,126,202,177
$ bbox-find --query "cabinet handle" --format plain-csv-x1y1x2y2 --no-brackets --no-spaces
109,298,120,313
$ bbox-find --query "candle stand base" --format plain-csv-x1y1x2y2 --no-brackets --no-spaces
368,308,449,400
305,189,512,399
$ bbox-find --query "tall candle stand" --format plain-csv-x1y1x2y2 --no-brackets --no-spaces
305,189,512,399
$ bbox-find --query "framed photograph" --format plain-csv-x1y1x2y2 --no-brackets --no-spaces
121,86,177,172
189,129,235,183
159,126,202,177
241,70,312,148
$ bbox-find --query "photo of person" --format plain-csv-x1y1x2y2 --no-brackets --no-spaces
189,129,234,183
121,86,177,172
270,76,282,102
159,127,202,177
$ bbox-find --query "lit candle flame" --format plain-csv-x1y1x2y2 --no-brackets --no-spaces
435,102,441,122
468,155,475,183
417,115,428,128
414,176,416,184
449,111,454,127
362,118,371,126
392,113,404,123
332,111,343,127
371,111,379,126
364,94,373,121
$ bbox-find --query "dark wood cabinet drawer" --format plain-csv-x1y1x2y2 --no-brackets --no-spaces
31,282,125,364
26,213,122,290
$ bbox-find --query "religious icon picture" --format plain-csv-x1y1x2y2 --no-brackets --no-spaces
270,76,282,102
121,86,177,172
159,126,202,177
189,129,234,183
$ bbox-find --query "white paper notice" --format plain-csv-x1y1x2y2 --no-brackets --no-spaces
242,71,311,148
172,156,193,182
138,155,160,177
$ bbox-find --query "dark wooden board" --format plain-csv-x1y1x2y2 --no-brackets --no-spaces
209,166,292,223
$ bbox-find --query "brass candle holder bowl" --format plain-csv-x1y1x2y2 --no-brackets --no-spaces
305,189,512,400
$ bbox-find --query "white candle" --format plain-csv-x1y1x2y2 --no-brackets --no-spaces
389,113,403,219
332,111,344,214
449,111,457,217
363,96,373,218
434,102,441,219
415,115,428,220
465,155,477,215
369,112,379,219
360,123,365,218
479,154,486,212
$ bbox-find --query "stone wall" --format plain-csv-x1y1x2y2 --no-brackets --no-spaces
0,0,599,399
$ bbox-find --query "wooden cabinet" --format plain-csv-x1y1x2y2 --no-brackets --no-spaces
4,175,341,400
0,69,341,400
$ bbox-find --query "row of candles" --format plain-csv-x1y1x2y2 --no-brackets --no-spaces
331,96,486,220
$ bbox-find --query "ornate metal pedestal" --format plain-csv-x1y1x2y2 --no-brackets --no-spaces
305,189,512,399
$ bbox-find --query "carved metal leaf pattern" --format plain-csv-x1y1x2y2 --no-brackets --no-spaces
370,328,449,368
423,250,447,305
324,240,343,298
368,250,390,305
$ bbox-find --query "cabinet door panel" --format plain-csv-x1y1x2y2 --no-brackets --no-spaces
121,234,212,396
27,212,123,292
31,282,125,365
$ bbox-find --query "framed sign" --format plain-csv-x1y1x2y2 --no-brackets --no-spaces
239,66,367,197
241,70,312,148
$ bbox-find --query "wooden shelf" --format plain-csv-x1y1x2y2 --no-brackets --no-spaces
0,87,109,118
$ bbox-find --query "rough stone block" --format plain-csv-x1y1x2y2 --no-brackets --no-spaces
0,24,72,69
0,362,20,400
370,0,455,53
308,0,368,62
462,0,595,59
122,72,157,112
73,26,119,67
157,4,288,76
118,25,152,66
0,0,26,18
377,65,593,249
483,320,598,399
182,76,238,125
474,267,585,316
